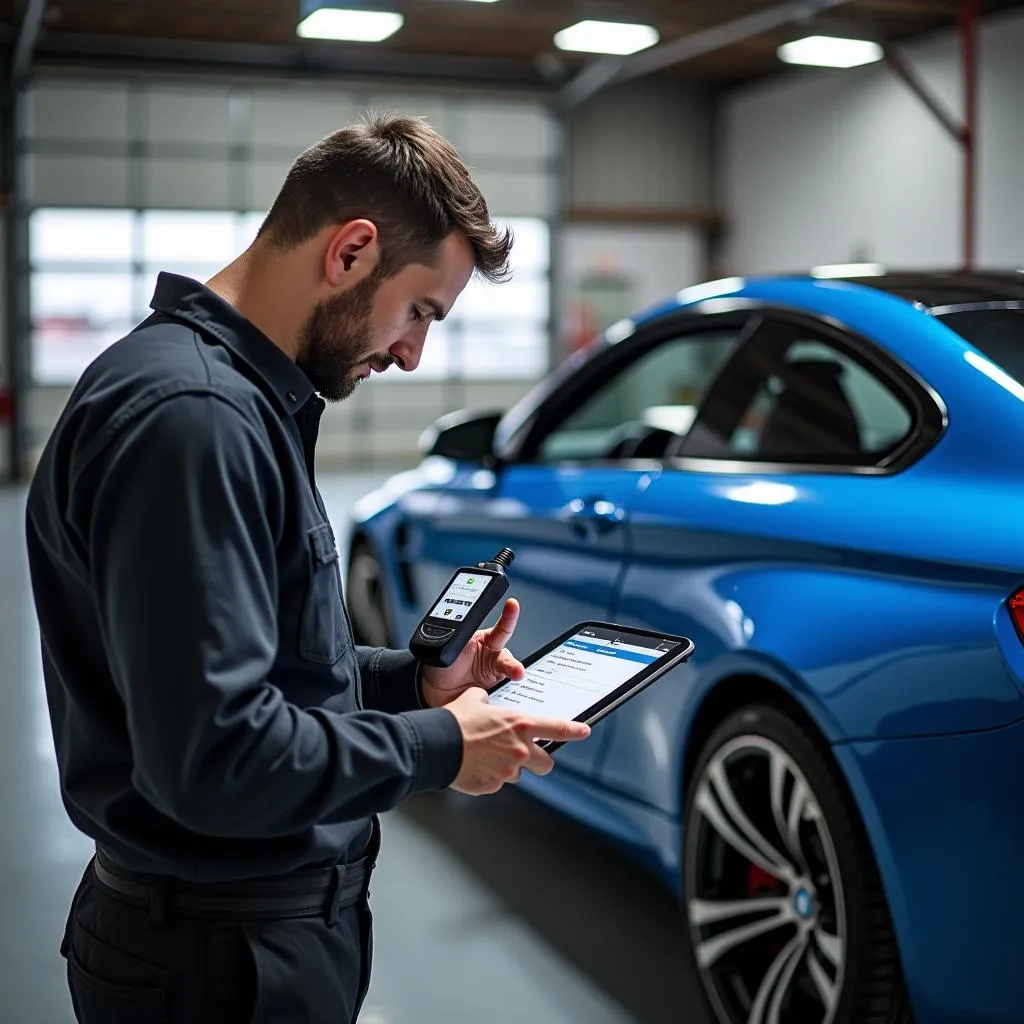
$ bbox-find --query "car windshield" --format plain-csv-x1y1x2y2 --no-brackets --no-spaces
936,306,1024,382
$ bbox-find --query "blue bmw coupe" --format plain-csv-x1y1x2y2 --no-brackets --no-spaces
345,272,1024,1024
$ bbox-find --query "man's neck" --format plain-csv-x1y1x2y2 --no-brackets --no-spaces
207,248,306,361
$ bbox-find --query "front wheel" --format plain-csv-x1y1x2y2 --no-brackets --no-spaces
683,704,911,1024
345,540,393,648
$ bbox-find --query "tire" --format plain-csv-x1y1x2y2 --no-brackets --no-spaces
345,540,393,648
683,704,912,1024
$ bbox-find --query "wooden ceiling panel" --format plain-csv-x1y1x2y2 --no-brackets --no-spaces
1,0,1020,85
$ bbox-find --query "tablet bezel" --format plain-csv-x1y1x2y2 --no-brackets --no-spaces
488,620,695,750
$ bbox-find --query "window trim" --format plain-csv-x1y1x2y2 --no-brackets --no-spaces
929,300,1024,316
497,299,947,476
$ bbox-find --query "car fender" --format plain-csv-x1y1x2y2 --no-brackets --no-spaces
609,558,1024,819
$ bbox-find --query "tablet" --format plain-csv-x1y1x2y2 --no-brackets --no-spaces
487,621,695,751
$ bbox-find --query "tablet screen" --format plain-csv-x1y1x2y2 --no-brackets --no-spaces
488,625,682,721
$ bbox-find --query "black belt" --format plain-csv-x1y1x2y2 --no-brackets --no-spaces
93,849,373,925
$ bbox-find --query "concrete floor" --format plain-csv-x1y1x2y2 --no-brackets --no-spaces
0,472,707,1024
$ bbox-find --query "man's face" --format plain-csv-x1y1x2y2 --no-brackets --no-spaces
296,231,476,402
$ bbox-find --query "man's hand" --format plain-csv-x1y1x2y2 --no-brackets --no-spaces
443,688,591,795
419,598,526,709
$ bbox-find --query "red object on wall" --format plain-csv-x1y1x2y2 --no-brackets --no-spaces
0,388,13,426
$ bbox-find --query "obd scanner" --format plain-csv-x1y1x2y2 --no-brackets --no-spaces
409,548,515,667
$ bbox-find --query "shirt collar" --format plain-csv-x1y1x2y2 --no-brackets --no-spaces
149,272,315,415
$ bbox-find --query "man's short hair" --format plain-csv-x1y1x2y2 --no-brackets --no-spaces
259,112,513,284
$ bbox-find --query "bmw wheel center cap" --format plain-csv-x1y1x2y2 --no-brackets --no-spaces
793,887,814,919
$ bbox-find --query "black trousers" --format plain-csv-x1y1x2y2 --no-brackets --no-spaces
59,858,375,1024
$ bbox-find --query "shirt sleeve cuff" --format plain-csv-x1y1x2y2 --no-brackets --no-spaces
358,648,424,714
401,707,464,792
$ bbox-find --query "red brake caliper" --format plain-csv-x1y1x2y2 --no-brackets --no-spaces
748,863,785,957
748,863,777,896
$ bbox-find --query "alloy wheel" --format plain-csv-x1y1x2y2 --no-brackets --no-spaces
686,735,846,1024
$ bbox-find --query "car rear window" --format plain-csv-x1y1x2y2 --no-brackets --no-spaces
936,307,1024,382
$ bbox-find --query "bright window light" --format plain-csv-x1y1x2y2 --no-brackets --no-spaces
297,8,403,42
778,35,883,68
554,20,659,56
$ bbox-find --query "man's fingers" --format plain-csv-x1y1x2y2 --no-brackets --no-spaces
482,598,519,652
491,648,526,682
515,717,591,742
524,745,555,777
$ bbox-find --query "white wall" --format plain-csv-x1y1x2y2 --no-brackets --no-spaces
722,7,1024,273
565,224,705,312
570,80,713,211
562,80,714,355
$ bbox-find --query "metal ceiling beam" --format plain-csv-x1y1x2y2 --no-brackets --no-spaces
559,0,855,109
883,44,965,143
11,0,46,83
32,32,554,90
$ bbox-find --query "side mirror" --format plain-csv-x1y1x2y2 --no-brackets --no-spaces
419,409,503,464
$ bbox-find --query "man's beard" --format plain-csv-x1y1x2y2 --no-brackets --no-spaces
296,272,393,402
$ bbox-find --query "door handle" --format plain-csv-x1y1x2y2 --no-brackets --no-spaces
561,497,625,538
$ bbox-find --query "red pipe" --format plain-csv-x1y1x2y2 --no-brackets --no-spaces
961,0,979,272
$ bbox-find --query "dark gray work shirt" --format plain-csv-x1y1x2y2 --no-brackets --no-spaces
25,273,463,882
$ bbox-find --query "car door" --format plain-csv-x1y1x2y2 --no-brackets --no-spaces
399,314,750,778
600,312,925,809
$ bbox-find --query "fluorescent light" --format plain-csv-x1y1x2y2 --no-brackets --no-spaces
297,8,403,42
778,35,883,68
811,263,886,278
554,20,659,56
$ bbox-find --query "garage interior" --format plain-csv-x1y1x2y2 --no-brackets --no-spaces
2,0,1023,1022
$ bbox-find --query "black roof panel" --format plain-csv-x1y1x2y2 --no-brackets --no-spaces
818,270,1024,306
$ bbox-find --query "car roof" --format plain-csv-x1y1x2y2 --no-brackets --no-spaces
776,269,1024,307
635,270,1024,329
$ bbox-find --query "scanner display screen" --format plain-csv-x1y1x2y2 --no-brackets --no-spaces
488,626,681,721
428,572,491,622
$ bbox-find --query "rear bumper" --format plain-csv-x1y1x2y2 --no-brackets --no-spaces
834,720,1024,1024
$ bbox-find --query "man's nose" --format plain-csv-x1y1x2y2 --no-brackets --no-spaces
389,330,426,373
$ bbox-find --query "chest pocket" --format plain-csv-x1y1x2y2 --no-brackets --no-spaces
299,523,352,664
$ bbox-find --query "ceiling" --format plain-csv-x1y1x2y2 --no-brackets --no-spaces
1,0,1022,90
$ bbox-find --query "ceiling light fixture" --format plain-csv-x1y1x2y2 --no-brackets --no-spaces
297,6,404,42
778,35,883,68
554,20,659,56
810,262,886,278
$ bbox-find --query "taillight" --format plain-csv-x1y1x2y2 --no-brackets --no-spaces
1010,589,1024,642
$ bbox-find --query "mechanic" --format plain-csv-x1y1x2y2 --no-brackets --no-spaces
24,113,591,1023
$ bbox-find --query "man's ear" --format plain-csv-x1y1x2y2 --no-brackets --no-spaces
324,219,380,288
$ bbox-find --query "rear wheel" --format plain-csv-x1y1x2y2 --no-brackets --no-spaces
345,540,393,648
684,704,911,1024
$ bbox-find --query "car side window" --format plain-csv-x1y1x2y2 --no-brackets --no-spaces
535,329,742,463
682,324,914,466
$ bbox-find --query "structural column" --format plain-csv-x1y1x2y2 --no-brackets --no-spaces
2,81,28,484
